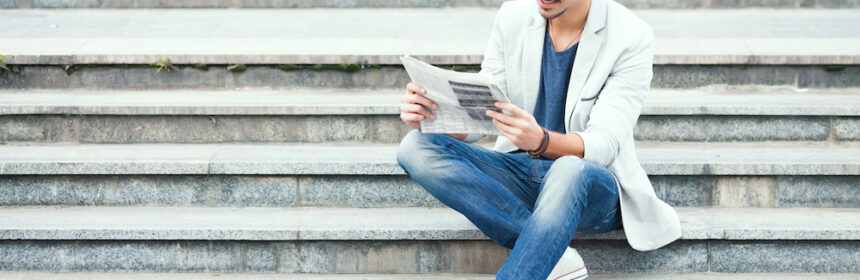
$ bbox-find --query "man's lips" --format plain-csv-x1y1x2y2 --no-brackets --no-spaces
539,0,559,8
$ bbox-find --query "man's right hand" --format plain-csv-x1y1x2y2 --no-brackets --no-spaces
400,82,437,129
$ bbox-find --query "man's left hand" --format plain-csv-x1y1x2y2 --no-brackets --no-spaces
486,102,544,151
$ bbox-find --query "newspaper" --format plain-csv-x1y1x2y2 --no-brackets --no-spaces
400,55,510,135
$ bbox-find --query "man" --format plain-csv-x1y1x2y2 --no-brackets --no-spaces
396,0,682,278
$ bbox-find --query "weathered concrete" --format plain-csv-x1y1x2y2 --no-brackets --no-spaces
0,175,856,208
1,0,857,8
1,88,857,116
1,9,858,65
4,272,860,280
0,143,857,175
2,65,857,89
0,239,855,273
0,207,858,240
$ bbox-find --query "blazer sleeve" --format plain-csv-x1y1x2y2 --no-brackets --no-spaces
464,2,511,143
577,26,654,166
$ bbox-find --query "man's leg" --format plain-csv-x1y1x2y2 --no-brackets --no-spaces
397,130,540,248
496,156,622,279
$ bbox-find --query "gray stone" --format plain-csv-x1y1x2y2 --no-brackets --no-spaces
0,143,858,176
3,65,858,90
0,88,857,116
710,241,860,273
634,116,832,142
777,176,860,207
3,272,860,280
834,117,860,141
0,175,297,207
298,176,444,208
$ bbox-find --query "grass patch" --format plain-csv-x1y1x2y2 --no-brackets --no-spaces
151,57,179,72
0,53,7,72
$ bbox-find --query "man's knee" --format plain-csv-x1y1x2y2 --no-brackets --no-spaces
396,130,447,172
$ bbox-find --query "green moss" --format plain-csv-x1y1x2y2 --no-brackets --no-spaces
151,57,178,72
447,65,482,72
824,65,846,72
193,64,209,71
277,63,363,72
0,53,7,72
227,64,247,72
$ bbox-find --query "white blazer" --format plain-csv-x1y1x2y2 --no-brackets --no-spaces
474,0,681,251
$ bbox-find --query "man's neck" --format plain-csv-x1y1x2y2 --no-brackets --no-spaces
549,0,591,33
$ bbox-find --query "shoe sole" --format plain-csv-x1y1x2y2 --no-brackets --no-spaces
552,266,588,280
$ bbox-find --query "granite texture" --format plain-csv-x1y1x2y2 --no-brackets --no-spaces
710,241,860,273
1,239,856,273
2,115,850,144
298,176,444,208
0,143,858,175
0,207,858,241
2,65,859,90
1,174,854,208
634,116,832,142
0,175,297,207
834,117,860,141
2,0,856,8
0,88,857,116
3,272,860,280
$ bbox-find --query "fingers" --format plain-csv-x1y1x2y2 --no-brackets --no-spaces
400,112,426,122
485,109,518,126
406,82,426,95
401,93,437,110
492,119,521,138
400,103,435,120
494,101,526,117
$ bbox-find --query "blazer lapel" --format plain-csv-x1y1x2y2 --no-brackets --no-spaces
522,15,546,115
565,0,607,132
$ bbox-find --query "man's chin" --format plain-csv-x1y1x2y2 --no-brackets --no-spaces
540,8,567,20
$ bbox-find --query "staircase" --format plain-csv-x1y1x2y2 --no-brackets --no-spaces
0,0,858,279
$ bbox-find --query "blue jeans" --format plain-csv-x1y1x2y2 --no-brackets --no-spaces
396,130,622,279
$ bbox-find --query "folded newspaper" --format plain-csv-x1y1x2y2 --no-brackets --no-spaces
400,55,510,135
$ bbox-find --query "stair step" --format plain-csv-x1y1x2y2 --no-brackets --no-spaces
1,9,857,65
2,272,860,279
3,0,856,9
0,206,857,241
0,142,856,175
0,207,858,273
1,88,857,116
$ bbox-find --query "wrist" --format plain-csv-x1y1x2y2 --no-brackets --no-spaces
527,128,550,159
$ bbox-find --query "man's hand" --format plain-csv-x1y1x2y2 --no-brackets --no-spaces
486,102,544,151
400,82,437,129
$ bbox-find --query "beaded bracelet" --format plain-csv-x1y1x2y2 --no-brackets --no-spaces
528,128,550,159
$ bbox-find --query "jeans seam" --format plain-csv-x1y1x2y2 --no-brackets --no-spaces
446,141,531,182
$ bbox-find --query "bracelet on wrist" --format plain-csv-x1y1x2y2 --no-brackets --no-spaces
528,128,550,159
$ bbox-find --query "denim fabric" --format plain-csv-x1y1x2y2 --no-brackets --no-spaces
397,130,622,280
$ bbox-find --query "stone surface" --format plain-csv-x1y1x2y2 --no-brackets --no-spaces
0,143,858,175
710,241,860,273
834,117,860,141
1,88,857,116
2,65,857,90
4,272,860,280
1,0,856,8
634,115,833,142
0,239,855,273
1,175,856,208
0,9,858,65
0,175,298,207
0,207,858,241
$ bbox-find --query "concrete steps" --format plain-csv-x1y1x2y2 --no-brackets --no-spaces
0,142,856,208
1,88,857,143
3,272,860,280
2,0,858,9
0,207,857,273
1,9,858,89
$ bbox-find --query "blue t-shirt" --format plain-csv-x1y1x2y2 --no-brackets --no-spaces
533,28,578,133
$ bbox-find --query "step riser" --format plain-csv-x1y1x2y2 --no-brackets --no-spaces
0,240,857,273
1,0,855,9
1,65,857,89
1,175,856,208
2,115,857,143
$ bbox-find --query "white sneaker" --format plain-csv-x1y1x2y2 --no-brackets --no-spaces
546,247,588,280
